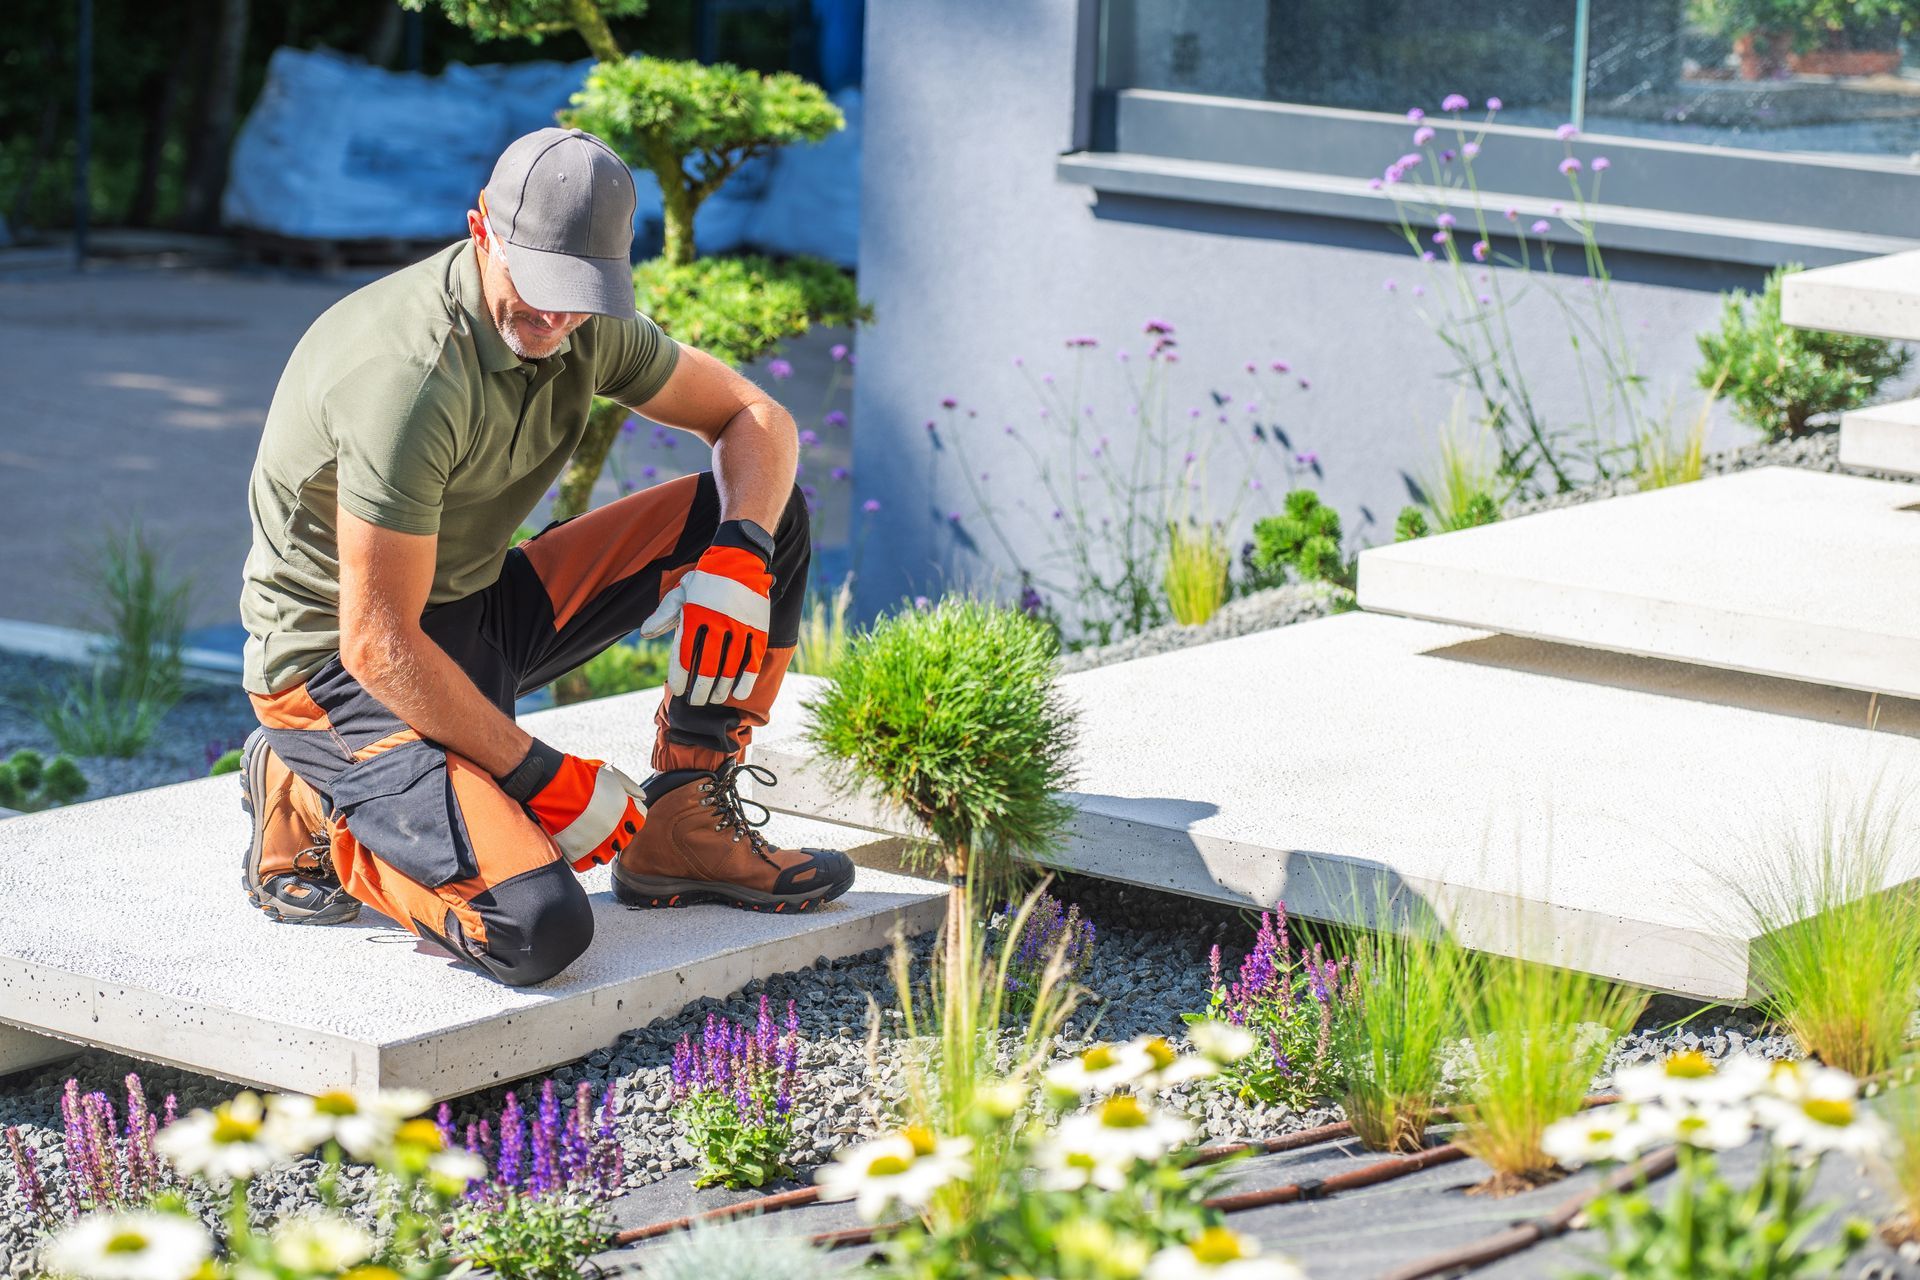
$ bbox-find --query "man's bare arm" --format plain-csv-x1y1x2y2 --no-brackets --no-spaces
626,343,798,529
336,505,532,777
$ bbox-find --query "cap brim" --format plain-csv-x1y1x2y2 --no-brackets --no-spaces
499,240,637,321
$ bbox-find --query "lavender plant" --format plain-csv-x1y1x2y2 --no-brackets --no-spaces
991,890,1097,1017
1186,906,1350,1111
3,1075,174,1226
670,997,802,1189
446,1079,625,1280
931,324,1326,646
1378,96,1650,499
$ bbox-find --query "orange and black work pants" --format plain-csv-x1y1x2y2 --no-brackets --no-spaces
248,473,810,986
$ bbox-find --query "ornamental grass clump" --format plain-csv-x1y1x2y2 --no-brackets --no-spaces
993,889,1097,1017
669,997,802,1189
446,1079,624,1280
1188,905,1350,1111
1731,779,1920,1079
1162,520,1231,626
1328,892,1469,1153
1455,950,1647,1194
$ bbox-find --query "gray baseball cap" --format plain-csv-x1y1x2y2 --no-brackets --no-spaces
480,127,637,321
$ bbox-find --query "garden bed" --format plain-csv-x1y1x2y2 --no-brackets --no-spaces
0,871,1804,1276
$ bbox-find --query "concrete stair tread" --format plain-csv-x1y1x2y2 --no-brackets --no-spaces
706,611,1920,1000
1782,249,1920,343
1841,397,1920,478
1355,466,1920,698
0,708,942,1097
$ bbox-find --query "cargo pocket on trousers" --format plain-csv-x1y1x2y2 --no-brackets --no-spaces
329,740,479,889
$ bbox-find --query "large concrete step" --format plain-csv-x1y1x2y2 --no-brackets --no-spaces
1782,249,1920,343
1839,397,1920,479
696,611,1920,1001
1355,467,1920,699
0,700,942,1099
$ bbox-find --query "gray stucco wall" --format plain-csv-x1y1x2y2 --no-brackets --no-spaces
848,0,1774,622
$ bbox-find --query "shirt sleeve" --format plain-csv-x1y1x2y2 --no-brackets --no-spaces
595,311,682,409
324,356,461,536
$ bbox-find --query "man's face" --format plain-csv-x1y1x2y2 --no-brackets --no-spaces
468,208,590,361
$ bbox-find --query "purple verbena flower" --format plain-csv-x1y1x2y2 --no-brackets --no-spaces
1559,157,1582,175
1556,123,1578,141
767,358,793,379
1441,93,1469,112
1413,125,1436,146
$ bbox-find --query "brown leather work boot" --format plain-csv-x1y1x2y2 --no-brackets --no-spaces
612,761,855,914
239,729,361,925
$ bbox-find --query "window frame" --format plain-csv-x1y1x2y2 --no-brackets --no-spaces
1059,79,1920,269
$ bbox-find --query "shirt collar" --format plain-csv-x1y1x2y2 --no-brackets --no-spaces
450,240,574,372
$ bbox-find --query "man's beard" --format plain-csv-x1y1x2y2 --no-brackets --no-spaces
496,312,561,361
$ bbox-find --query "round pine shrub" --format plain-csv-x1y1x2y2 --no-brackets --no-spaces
1697,264,1911,440
801,597,1078,883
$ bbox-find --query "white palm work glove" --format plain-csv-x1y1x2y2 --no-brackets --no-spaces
638,523,775,707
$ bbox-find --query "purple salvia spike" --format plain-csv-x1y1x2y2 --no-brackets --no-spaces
499,1091,525,1189
466,1121,482,1162
162,1094,177,1128
531,1079,560,1196
124,1074,152,1200
90,1093,121,1209
58,1081,87,1217
436,1102,455,1149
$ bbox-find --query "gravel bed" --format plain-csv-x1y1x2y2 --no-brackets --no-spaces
0,871,1796,1270
0,652,256,807
1056,582,1347,676
1507,424,1917,519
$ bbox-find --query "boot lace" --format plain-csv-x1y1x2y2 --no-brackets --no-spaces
702,762,780,869
290,833,339,883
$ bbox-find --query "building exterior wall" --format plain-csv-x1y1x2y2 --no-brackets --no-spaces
848,0,1770,620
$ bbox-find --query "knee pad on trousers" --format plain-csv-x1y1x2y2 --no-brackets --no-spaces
444,863,594,987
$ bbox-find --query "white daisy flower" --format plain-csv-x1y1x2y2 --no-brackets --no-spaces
1761,1061,1856,1105
426,1148,488,1197
1542,1106,1658,1168
1754,1068,1888,1159
42,1210,212,1280
155,1091,291,1183
1044,1041,1156,1097
814,1127,971,1223
1612,1050,1760,1110
1187,1020,1257,1066
1146,1226,1307,1279
267,1088,433,1161
1131,1035,1218,1091
1638,1102,1755,1152
1051,1094,1193,1168
1033,1137,1132,1192
269,1212,375,1272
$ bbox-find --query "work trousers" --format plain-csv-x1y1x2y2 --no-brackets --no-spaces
247,473,810,985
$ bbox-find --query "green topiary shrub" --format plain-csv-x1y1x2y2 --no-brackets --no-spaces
1251,490,1354,589
1696,264,1912,440
0,749,88,811
1394,506,1431,543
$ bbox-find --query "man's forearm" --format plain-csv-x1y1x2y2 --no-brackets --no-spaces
709,399,799,531
345,630,532,778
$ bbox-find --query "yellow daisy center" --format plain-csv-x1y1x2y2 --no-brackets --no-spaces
1804,1098,1854,1128
104,1231,150,1254
1142,1038,1177,1070
1082,1045,1117,1071
213,1112,262,1144
394,1119,443,1151
1663,1051,1715,1079
866,1154,912,1177
314,1091,360,1117
902,1126,938,1157
1191,1226,1248,1263
1099,1095,1148,1129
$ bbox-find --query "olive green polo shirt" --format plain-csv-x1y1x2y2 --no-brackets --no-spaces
240,239,680,694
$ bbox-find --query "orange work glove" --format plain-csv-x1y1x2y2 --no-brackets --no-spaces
639,519,775,708
497,738,647,872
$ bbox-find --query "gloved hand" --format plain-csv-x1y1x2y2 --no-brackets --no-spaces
639,520,774,707
497,739,647,872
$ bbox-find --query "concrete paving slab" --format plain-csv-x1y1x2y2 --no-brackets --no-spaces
1840,396,1920,478
1781,248,1920,342
705,612,1920,1000
1356,466,1920,698
0,761,942,1100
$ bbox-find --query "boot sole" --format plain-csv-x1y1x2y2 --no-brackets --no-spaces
610,862,855,915
239,729,362,927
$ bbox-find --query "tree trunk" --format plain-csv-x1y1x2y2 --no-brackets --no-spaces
8,28,63,231
551,397,630,522
179,0,250,231
128,39,190,227
566,0,625,62
362,0,404,67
